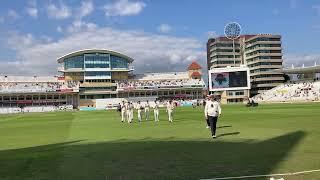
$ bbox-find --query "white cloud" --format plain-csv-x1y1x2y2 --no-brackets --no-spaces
26,7,38,18
2,27,205,75
158,24,172,33
76,0,94,19
207,31,218,38
0,17,4,23
26,0,38,18
66,20,97,33
47,2,71,19
7,10,20,20
103,0,146,16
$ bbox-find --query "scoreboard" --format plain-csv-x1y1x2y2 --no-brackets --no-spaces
209,66,251,91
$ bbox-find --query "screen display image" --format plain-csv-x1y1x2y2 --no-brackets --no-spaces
211,71,248,89
211,72,229,89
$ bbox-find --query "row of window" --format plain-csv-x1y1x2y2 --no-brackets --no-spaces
0,94,66,101
80,87,117,91
227,90,245,96
212,55,241,59
250,68,280,73
212,49,240,53
245,43,281,51
64,55,84,69
84,79,114,83
248,62,282,67
210,43,240,48
212,60,241,65
253,80,283,85
251,74,283,78
246,50,281,57
246,37,281,44
246,56,282,62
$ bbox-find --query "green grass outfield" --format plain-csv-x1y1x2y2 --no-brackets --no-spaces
0,103,320,180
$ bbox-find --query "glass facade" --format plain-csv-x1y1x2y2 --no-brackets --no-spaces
110,55,128,69
64,55,84,69
84,53,110,68
63,52,130,70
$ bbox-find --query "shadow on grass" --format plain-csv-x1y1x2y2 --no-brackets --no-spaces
217,125,232,129
0,131,305,180
217,132,240,138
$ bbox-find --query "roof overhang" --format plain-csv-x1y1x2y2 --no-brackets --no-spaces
57,49,134,63
276,65,320,74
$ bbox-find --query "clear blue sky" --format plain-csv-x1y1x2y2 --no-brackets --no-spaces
0,0,319,75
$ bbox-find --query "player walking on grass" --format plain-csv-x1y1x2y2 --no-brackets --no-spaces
129,102,134,123
144,100,150,120
204,95,221,138
166,100,175,122
136,101,143,122
153,100,159,122
120,101,126,122
125,101,131,123
204,97,211,129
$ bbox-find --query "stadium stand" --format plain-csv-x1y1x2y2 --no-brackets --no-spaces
0,76,79,114
253,80,320,103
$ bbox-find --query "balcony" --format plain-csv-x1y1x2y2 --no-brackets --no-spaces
246,59,283,65
80,82,117,87
246,41,282,49
251,77,285,82
249,65,283,71
246,53,282,59
57,67,84,72
245,46,282,54
250,71,284,76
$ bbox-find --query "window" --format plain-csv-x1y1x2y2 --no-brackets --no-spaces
110,55,128,69
64,55,84,69
84,53,110,68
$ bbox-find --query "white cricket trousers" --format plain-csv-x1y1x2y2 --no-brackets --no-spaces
145,108,150,120
168,110,173,122
137,110,142,122
121,110,126,122
154,109,159,121
130,110,134,122
126,110,131,123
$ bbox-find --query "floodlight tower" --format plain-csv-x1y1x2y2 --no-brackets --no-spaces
224,22,242,67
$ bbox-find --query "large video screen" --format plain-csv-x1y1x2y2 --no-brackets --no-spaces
210,71,248,90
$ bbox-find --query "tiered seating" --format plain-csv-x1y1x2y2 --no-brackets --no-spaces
0,105,73,114
117,72,205,90
253,81,320,102
0,81,79,93
133,72,189,80
0,76,59,82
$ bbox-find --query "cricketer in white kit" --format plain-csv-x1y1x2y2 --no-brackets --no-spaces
136,101,143,122
153,100,159,122
166,100,175,122
144,100,150,120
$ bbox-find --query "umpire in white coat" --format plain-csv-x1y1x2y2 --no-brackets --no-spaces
204,95,222,138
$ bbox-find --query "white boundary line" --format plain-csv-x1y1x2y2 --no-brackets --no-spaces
200,169,320,180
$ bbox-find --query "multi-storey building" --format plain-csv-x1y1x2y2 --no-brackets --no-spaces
244,35,284,95
207,34,284,97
